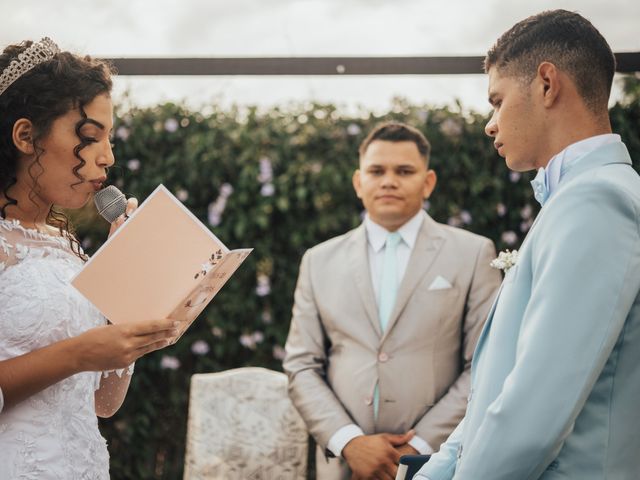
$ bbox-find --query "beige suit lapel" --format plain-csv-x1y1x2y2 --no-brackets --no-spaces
348,224,382,337
381,214,444,343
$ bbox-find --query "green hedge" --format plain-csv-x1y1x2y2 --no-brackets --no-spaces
71,78,639,479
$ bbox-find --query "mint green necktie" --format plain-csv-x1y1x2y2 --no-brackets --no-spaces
378,231,402,331
374,231,402,419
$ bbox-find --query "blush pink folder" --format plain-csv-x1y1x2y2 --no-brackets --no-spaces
71,184,252,337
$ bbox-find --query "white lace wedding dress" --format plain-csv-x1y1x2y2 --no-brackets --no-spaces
0,218,110,479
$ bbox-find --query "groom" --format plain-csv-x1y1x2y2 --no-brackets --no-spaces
416,9,640,480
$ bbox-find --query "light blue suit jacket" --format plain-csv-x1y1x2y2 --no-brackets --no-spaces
416,142,640,480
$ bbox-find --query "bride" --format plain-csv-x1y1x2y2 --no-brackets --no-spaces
0,38,178,479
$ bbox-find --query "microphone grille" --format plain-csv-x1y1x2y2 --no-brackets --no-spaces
94,185,127,223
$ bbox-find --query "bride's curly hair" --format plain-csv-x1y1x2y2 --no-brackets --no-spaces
0,40,115,260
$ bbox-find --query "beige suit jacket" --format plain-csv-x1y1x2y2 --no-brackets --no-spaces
283,213,501,458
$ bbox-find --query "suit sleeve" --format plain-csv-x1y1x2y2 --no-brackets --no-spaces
453,181,640,479
283,251,356,449
413,238,501,448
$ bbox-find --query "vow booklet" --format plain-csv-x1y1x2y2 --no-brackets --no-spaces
72,184,252,339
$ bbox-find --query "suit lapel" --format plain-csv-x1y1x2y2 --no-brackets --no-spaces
381,214,444,343
348,224,382,336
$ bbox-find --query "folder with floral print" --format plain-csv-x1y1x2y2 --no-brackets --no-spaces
72,184,252,338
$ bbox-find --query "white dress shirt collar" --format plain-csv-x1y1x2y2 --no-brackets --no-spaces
364,209,425,252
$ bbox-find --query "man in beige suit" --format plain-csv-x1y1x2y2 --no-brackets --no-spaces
283,122,501,480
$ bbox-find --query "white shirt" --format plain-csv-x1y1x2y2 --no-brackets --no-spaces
327,210,433,457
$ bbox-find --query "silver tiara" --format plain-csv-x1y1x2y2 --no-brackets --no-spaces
0,37,60,96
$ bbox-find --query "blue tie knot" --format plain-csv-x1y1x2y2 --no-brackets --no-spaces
386,231,402,248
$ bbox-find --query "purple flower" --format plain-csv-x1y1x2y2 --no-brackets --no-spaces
447,216,463,227
439,118,463,138
459,210,473,225
256,274,271,296
252,331,264,344
501,231,518,246
260,183,275,197
190,340,210,356
211,326,224,338
273,345,286,361
239,334,257,350
127,159,141,171
509,172,521,183
520,204,533,220
220,183,234,197
207,210,221,227
347,123,361,136
160,355,181,370
164,118,179,133
176,189,189,202
520,219,533,233
258,157,273,184
261,310,273,324
496,203,507,217
115,126,130,141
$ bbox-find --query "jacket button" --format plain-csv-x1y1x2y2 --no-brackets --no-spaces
378,352,389,362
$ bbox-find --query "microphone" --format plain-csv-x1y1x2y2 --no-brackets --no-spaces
94,185,127,223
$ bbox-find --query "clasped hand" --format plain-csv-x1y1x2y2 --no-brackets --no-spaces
343,430,418,480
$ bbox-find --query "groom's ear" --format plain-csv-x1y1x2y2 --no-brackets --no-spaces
423,169,437,199
352,169,363,199
537,62,561,108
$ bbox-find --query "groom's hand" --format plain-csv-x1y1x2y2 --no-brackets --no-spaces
343,430,415,480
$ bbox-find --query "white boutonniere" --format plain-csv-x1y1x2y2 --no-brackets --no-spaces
490,249,518,273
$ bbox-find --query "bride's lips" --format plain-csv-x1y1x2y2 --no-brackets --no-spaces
89,177,107,192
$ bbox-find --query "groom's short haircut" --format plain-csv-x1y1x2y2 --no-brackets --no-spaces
485,9,615,114
359,122,431,166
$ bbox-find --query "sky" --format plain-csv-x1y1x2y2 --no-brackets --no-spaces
2,0,639,115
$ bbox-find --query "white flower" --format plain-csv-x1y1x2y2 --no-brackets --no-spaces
490,249,519,272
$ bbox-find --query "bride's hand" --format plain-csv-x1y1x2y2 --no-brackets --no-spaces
75,318,178,371
108,197,138,238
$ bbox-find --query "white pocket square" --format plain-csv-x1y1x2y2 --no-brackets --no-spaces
428,275,452,291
